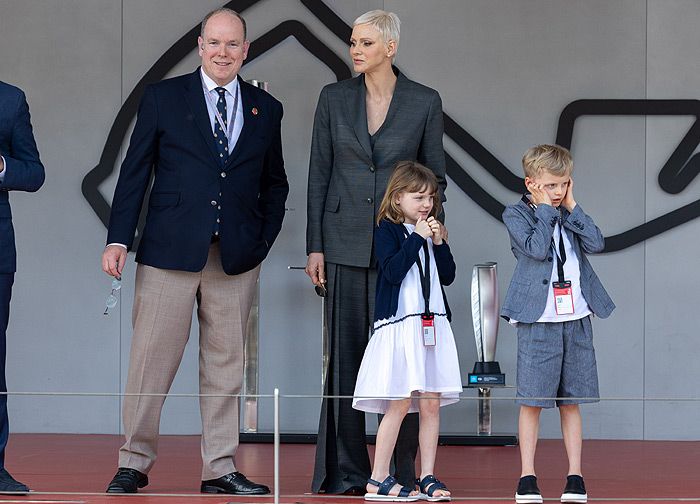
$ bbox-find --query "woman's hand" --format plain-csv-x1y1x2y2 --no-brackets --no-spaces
305,252,326,287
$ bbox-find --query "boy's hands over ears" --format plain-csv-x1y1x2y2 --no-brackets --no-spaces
562,178,577,212
527,180,553,207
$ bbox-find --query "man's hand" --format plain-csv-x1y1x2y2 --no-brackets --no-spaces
0,157,4,173
562,177,577,212
102,245,127,277
527,181,552,206
305,252,326,287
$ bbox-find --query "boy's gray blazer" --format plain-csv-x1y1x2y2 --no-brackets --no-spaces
306,71,446,268
501,199,615,323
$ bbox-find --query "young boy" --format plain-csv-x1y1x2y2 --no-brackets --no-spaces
501,144,615,504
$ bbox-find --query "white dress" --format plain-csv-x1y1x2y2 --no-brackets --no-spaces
353,224,463,414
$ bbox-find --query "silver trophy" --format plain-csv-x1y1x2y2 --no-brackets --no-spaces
468,263,505,385
468,262,506,436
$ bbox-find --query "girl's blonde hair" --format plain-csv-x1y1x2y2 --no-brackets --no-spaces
377,161,442,225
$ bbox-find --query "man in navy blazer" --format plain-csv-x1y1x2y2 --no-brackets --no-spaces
102,8,288,495
0,81,45,493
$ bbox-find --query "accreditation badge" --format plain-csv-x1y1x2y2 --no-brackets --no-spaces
553,281,574,315
421,313,436,346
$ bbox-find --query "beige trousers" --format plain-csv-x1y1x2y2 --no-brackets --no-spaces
118,243,260,480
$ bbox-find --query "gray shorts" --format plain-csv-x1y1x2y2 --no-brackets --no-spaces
516,316,599,408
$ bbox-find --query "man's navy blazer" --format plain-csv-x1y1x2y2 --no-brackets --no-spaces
501,200,615,323
107,69,288,275
0,82,45,274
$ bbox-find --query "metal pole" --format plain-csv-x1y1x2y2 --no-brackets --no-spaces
242,280,259,432
274,387,280,504
478,387,492,435
321,295,328,394
241,78,270,434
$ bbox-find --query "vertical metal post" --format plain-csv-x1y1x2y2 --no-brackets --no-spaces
321,295,329,395
478,387,492,435
243,79,270,432
274,387,280,504
241,78,270,434
248,79,270,92
242,280,259,432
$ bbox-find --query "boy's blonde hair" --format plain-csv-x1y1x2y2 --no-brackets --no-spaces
522,144,573,178
377,161,442,225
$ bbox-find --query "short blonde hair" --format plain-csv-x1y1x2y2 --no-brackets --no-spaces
353,10,400,53
377,161,442,225
522,144,573,178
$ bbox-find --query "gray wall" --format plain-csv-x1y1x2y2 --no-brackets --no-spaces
0,0,698,440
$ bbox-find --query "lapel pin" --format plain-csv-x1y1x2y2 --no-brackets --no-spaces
252,107,259,116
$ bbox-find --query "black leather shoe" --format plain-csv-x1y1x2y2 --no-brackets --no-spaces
106,468,148,493
201,471,270,495
0,468,29,494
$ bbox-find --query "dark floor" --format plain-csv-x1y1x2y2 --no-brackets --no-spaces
0,434,697,502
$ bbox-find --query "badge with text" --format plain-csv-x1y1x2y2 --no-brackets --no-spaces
421,313,436,346
553,281,574,315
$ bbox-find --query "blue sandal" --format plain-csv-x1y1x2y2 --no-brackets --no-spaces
417,475,451,502
365,475,419,502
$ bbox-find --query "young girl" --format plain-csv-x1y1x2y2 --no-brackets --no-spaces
353,161,462,502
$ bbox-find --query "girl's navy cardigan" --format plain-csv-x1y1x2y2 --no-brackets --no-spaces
373,220,456,323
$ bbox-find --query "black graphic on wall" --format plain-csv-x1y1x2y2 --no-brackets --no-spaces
82,0,700,253
556,100,700,251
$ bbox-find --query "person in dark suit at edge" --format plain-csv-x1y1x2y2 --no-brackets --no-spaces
101,7,288,495
0,80,45,494
305,9,447,495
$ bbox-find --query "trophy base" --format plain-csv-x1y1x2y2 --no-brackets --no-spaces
467,361,506,386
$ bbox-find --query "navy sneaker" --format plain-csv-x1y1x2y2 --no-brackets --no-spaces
515,475,542,504
561,475,587,503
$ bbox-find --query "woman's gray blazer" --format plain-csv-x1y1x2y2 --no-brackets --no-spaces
306,71,446,267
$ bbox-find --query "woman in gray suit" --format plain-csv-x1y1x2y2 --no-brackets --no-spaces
305,9,447,495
